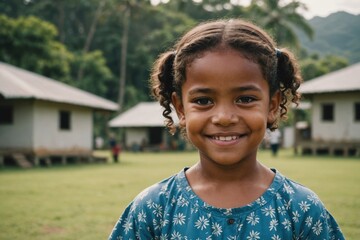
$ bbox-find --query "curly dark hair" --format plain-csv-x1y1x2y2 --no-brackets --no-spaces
150,19,302,134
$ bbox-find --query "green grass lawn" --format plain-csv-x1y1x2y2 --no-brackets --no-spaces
0,149,359,239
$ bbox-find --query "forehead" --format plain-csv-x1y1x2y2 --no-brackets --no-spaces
183,49,269,94
188,49,263,80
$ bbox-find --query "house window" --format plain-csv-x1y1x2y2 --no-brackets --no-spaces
0,105,13,124
59,110,71,130
355,103,360,121
322,103,334,121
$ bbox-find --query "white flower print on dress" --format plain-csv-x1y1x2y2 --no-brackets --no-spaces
305,216,313,227
224,208,232,216
307,194,320,206
255,196,267,206
137,210,146,222
160,234,169,240
299,201,311,212
237,223,243,232
262,205,276,218
292,211,300,223
177,195,189,207
277,206,286,216
123,218,133,234
282,218,292,231
146,199,154,209
160,184,169,197
153,219,162,231
312,219,323,235
195,215,209,230
283,183,295,194
271,234,281,240
284,199,293,210
152,203,163,217
247,230,260,240
191,201,200,214
269,219,278,231
212,222,223,236
173,213,186,225
227,236,237,240
246,212,260,226
160,218,169,227
171,231,185,240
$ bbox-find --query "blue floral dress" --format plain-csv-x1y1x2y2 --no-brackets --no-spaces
109,168,345,240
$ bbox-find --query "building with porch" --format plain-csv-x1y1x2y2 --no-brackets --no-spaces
298,62,360,156
109,102,184,151
0,62,118,167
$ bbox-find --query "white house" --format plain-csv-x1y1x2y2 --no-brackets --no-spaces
109,102,182,151
298,62,360,156
0,62,118,167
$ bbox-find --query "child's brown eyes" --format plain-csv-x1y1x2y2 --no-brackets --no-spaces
194,98,213,105
236,96,256,103
193,96,255,106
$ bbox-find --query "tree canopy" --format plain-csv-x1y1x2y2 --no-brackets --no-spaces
0,0,349,111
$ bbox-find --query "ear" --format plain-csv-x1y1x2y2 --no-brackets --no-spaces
267,90,281,125
172,92,186,127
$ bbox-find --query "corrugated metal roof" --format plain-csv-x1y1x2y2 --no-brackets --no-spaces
299,62,360,94
109,102,179,127
0,62,118,111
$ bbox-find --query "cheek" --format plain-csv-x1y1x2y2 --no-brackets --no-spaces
246,111,268,131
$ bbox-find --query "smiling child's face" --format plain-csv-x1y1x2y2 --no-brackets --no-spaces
173,48,280,167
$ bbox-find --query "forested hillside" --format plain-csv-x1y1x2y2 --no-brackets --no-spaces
299,11,360,63
0,1,356,111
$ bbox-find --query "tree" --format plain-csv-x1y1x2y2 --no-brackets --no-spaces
248,0,313,48
77,0,108,82
0,14,114,99
300,53,348,81
0,14,73,82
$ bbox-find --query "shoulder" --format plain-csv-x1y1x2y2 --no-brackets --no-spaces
276,173,328,219
276,172,322,205
136,175,176,200
129,169,185,215
274,171,345,239
108,170,185,239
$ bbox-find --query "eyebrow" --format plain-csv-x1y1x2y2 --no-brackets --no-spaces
188,85,262,96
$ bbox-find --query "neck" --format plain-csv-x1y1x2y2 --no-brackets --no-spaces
190,156,266,183
185,159,275,209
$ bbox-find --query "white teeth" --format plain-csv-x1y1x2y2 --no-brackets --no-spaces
213,136,238,141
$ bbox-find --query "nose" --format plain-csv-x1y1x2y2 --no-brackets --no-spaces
211,105,239,126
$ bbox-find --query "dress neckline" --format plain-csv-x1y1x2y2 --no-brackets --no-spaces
176,167,285,217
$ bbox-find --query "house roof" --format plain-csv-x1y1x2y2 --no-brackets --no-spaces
109,102,179,127
0,62,118,111
299,62,360,94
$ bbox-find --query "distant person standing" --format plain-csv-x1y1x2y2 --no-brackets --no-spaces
109,134,121,163
267,128,281,157
112,143,121,163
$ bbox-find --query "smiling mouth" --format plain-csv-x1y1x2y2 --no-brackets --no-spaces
211,135,245,141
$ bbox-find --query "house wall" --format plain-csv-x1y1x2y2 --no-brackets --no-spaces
125,128,147,148
33,101,93,152
0,99,34,149
311,92,360,142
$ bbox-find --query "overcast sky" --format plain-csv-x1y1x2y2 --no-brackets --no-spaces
300,0,360,18
151,0,360,19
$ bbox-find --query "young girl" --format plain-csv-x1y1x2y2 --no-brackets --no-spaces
109,19,344,239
